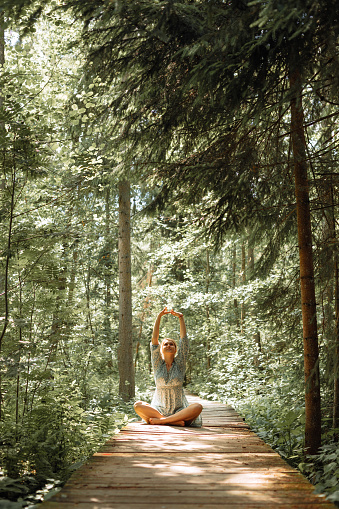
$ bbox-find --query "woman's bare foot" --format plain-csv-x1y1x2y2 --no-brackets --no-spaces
149,417,185,426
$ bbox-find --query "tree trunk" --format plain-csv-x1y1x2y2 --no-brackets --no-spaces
118,180,135,401
334,255,339,431
103,187,113,344
319,175,338,432
232,244,239,328
85,261,95,342
105,187,112,307
0,162,16,420
247,245,261,357
248,246,254,276
0,13,4,421
206,249,211,370
134,264,153,369
289,61,321,455
332,174,339,430
240,241,246,333
68,249,78,308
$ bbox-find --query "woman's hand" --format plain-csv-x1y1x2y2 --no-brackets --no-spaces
159,307,171,317
170,309,183,318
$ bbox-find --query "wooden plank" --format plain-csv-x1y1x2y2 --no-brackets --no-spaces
68,453,301,481
61,471,310,487
48,487,331,505
39,395,336,509
40,502,336,509
121,424,254,435
99,436,273,453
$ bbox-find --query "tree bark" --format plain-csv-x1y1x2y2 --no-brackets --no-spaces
320,176,338,432
105,187,112,307
248,246,254,276
0,14,4,74
241,241,246,333
206,249,211,370
332,174,339,431
118,180,135,401
134,264,153,369
0,12,4,421
103,187,113,344
289,61,321,455
334,255,339,431
232,244,239,328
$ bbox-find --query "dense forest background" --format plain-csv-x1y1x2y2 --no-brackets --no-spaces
0,0,338,507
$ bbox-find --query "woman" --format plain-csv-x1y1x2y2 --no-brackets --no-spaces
134,307,203,426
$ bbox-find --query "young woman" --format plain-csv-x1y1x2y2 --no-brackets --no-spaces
134,307,203,426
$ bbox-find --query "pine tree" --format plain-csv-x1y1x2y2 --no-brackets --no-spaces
118,179,135,401
6,0,339,455
58,0,339,454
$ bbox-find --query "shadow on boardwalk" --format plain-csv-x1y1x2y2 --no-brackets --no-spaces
40,395,336,509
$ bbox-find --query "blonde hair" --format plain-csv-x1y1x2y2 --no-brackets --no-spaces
160,338,178,359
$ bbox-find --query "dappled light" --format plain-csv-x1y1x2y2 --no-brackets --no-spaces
1,0,339,506
43,398,335,509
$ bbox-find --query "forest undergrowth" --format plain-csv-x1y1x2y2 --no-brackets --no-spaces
1,3,339,507
190,357,339,506
0,391,137,508
1,348,339,507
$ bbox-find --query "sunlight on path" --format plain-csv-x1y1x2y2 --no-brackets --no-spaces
40,395,336,509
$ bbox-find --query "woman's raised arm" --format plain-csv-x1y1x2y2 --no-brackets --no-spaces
170,309,186,338
152,307,170,345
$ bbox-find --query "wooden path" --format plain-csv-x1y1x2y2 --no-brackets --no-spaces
41,395,336,509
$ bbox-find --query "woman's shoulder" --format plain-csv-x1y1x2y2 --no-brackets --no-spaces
179,335,189,345
177,335,189,361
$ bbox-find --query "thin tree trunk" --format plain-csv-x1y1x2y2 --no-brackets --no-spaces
16,264,24,433
0,15,5,421
118,180,135,401
241,241,246,333
320,176,338,432
82,258,95,343
23,286,36,418
206,249,211,370
105,187,112,306
16,345,21,434
68,249,78,308
0,160,16,420
51,250,67,339
232,244,239,328
103,187,113,345
289,60,321,455
332,174,339,430
0,16,3,68
134,264,153,369
248,246,254,276
334,255,339,431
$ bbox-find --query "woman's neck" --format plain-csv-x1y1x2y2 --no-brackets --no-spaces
163,352,174,368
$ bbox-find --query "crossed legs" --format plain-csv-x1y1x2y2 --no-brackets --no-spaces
134,401,203,427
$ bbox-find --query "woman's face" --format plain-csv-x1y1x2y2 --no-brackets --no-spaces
162,339,177,356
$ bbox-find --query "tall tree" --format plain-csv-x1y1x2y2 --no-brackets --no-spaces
5,0,339,454
289,55,321,453
62,0,339,453
118,179,135,401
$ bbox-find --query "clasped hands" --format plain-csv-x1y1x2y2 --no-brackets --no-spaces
159,306,183,319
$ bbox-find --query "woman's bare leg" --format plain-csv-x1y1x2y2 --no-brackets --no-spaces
149,403,203,426
134,401,185,426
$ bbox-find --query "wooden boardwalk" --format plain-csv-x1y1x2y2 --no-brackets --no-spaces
41,395,336,509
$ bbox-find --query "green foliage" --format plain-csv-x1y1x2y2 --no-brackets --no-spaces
0,387,135,503
303,443,339,503
237,397,305,459
0,1,338,507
